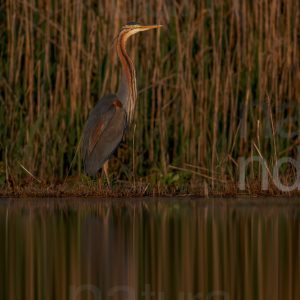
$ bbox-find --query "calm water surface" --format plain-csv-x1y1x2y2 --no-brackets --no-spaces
1,197,300,300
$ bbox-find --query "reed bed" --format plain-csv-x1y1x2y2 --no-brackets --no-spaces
0,0,300,191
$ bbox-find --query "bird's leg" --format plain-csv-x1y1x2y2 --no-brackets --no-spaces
102,161,111,188
98,173,102,191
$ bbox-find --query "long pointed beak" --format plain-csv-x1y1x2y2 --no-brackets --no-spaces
139,25,163,31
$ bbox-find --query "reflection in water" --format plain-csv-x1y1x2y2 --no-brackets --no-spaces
1,198,300,300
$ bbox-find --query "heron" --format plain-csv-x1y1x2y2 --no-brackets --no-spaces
81,22,162,186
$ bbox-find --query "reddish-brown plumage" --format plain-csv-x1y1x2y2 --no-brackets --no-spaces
88,121,104,155
112,99,123,108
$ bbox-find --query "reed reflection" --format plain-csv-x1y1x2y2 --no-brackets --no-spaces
1,198,299,300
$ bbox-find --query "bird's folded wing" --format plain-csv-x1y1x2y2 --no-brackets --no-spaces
88,120,105,155
87,99,125,155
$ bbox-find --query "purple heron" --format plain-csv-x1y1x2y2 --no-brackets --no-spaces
81,22,162,186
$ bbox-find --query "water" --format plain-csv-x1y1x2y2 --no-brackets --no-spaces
1,197,300,300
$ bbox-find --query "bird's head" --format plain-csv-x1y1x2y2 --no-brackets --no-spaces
120,22,162,38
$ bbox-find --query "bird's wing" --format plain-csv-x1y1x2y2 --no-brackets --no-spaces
88,117,106,155
82,96,127,175
87,99,125,155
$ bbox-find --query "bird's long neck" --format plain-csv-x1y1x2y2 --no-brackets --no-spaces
116,31,137,124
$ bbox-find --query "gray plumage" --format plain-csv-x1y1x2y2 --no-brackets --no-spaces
81,94,126,176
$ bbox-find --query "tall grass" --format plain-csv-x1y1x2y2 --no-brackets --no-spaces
0,0,299,186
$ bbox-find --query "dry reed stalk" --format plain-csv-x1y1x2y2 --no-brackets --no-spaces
0,0,299,189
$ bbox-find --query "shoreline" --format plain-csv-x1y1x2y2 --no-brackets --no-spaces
1,181,299,198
